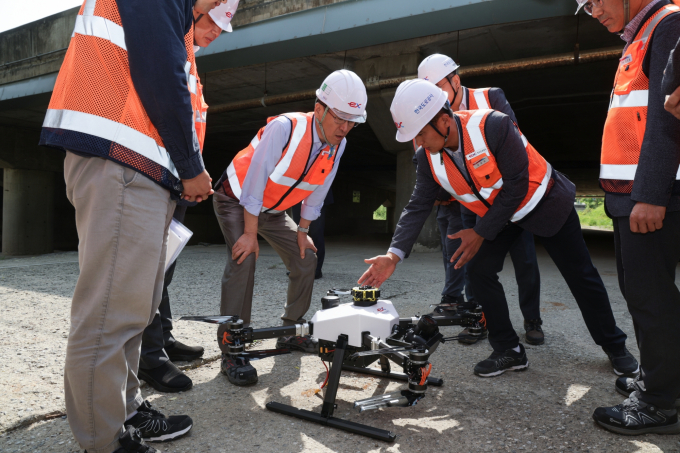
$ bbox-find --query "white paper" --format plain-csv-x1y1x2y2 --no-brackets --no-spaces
165,219,193,272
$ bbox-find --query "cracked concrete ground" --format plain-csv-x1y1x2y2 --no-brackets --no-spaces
1,232,679,452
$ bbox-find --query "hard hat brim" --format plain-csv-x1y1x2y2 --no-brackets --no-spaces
333,108,367,123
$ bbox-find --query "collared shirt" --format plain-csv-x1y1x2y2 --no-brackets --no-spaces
239,115,346,221
622,0,664,47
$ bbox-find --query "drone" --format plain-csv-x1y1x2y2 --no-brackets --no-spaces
181,286,486,442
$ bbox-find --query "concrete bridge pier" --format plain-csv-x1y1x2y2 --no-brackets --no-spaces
0,126,62,256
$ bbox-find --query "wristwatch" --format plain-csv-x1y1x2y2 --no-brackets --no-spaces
297,225,310,234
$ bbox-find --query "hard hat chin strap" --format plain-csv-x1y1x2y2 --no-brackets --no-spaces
315,107,337,157
427,120,450,154
446,74,460,107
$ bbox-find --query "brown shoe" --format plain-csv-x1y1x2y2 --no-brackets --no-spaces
524,319,544,345
457,326,488,345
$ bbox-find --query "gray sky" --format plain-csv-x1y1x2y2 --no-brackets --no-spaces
0,0,82,34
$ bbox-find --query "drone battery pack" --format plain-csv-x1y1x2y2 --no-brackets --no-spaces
311,300,399,347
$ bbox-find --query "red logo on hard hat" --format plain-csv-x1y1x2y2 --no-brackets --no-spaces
424,76,429,80
395,122,404,129
348,102,362,109
226,12,233,18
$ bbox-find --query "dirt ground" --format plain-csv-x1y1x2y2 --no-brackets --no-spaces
1,232,679,452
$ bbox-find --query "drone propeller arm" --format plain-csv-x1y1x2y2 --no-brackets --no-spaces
353,390,426,412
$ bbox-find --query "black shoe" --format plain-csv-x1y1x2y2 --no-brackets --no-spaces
276,335,318,353
604,346,639,376
615,376,680,407
592,392,680,435
112,426,159,452
221,353,258,386
138,361,193,393
474,344,529,377
315,270,323,279
166,341,204,362
440,294,465,305
523,319,544,345
457,326,488,345
126,401,193,442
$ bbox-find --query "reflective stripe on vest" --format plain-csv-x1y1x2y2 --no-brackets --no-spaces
426,110,550,222
226,112,335,212
40,0,203,195
600,4,680,193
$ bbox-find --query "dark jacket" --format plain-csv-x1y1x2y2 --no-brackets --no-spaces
606,0,680,216
391,111,575,258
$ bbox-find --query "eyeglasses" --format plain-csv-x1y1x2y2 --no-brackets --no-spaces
583,0,604,15
327,109,358,128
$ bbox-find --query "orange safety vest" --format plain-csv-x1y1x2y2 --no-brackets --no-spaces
600,3,680,194
226,112,337,213
426,110,551,221
40,0,206,195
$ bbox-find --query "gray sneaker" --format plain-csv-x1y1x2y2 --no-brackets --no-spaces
276,335,318,353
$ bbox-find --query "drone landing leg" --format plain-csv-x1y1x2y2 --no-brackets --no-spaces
341,365,444,387
266,334,397,442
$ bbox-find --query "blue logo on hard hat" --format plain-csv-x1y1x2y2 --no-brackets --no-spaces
414,94,435,114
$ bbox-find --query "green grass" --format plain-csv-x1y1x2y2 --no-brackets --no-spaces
373,205,387,221
577,203,613,230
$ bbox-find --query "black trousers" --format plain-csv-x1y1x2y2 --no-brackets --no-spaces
139,204,187,370
437,204,465,297
461,206,542,320
613,211,680,409
292,204,326,276
468,207,627,352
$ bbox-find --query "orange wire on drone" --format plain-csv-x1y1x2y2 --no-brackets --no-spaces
419,363,432,386
320,359,330,389
479,312,487,329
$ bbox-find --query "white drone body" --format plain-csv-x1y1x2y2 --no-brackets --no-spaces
311,299,400,348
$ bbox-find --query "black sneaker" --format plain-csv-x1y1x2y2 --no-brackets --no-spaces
457,326,488,345
138,361,193,393
523,319,544,345
125,401,193,442
615,376,680,407
474,344,529,377
592,392,680,435
166,340,204,362
221,353,258,385
276,335,318,353
111,426,160,452
604,346,639,376
440,294,465,305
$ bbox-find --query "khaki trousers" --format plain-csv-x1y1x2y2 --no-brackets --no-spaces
212,189,316,328
63,152,175,453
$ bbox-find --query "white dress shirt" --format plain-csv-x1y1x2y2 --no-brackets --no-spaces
239,115,346,221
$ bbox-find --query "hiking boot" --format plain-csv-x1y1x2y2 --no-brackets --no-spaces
474,344,529,377
126,401,192,442
221,353,258,385
111,426,160,452
523,319,544,345
138,361,193,393
592,392,680,435
457,326,488,345
615,376,680,407
276,335,318,353
604,346,639,376
166,340,204,362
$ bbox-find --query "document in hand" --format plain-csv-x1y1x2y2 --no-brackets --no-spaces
165,219,193,272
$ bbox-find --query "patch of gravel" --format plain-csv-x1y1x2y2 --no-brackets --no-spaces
1,235,679,453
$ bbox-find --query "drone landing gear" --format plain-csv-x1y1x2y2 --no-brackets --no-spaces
266,334,397,442
341,364,443,387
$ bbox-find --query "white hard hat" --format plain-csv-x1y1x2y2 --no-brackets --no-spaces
574,0,588,14
418,54,460,84
209,0,239,32
315,70,368,123
390,79,449,142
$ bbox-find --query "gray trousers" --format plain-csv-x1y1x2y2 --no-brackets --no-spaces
139,205,187,370
213,188,316,326
63,152,175,453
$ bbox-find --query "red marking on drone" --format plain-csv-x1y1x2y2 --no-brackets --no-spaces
348,102,362,109
376,307,386,312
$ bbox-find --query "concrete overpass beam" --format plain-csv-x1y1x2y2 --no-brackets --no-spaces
0,126,61,255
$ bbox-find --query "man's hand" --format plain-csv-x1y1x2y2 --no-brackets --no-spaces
630,202,666,233
232,232,259,264
449,228,484,269
665,87,680,120
181,169,213,203
358,252,400,288
297,231,317,259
